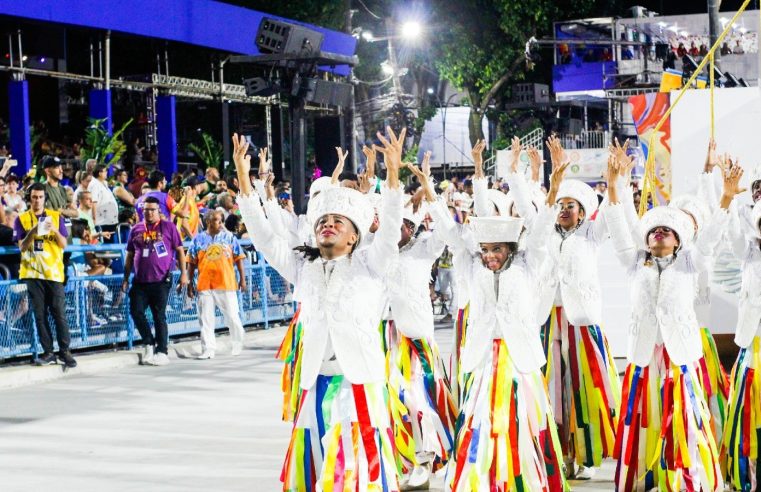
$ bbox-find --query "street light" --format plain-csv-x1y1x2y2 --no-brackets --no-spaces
400,21,423,40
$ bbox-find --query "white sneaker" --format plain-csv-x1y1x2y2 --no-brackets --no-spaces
152,352,170,366
197,350,215,360
575,465,596,480
403,462,432,490
231,342,242,356
142,345,155,365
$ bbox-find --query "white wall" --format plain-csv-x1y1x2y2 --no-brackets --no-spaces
419,107,489,168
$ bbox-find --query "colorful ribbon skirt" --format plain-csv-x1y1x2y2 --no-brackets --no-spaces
697,327,730,444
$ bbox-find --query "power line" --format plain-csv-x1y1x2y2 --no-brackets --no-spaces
356,0,382,20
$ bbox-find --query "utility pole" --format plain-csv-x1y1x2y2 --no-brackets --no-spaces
708,0,722,68
385,18,403,100
345,2,359,171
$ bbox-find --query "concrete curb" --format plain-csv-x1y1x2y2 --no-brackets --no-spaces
0,324,288,391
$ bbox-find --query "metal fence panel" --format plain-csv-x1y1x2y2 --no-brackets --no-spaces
0,257,295,360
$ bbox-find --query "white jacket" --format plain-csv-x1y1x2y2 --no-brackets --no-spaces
606,203,729,366
237,185,403,389
435,206,546,374
529,204,608,326
728,206,761,348
385,201,449,340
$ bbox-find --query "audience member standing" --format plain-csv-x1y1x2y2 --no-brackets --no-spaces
88,164,119,237
188,210,247,359
42,156,78,218
121,196,187,366
134,170,176,221
14,183,77,367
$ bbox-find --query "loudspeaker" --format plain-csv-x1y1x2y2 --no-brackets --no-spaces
256,18,324,56
304,78,353,107
243,77,279,97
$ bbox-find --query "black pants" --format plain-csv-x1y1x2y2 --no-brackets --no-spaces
23,279,70,354
129,279,171,354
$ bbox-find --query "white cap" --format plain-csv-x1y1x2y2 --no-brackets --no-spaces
401,195,425,230
486,189,510,216
469,216,525,244
503,189,546,218
669,194,709,239
639,206,694,250
556,180,599,218
309,176,335,197
306,187,374,241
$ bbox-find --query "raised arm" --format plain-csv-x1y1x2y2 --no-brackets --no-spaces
506,137,538,223
366,127,405,275
696,159,745,257
698,139,721,213
604,154,638,267
232,133,300,283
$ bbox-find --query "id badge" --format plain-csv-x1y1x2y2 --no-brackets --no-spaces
142,248,150,258
34,239,44,252
154,241,169,258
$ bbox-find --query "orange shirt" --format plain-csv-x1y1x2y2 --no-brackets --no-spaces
188,230,245,291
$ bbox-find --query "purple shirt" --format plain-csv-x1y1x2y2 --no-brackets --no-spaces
13,211,69,242
126,219,182,283
135,191,173,222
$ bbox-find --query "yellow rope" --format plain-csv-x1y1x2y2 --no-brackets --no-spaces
638,0,753,216
710,53,715,140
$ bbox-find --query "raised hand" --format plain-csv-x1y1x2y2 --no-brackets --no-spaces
264,173,275,201
546,161,570,206
407,163,435,203
232,133,252,196
374,126,406,190
545,135,568,172
258,147,270,177
526,146,543,182
362,145,376,179
606,154,621,205
357,172,373,194
421,150,432,178
332,147,349,185
471,139,487,178
509,136,522,174
719,158,745,209
704,138,719,173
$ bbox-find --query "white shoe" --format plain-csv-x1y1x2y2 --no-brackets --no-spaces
142,345,155,365
403,462,432,490
197,350,215,360
231,342,242,356
152,352,170,366
575,465,596,480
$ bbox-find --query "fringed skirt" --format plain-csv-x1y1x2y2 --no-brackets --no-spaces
697,327,730,443
447,339,566,492
614,345,723,492
721,336,761,492
451,305,470,406
542,305,621,467
276,305,303,422
385,321,457,473
281,375,400,492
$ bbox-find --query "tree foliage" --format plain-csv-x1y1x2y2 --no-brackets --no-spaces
80,117,132,169
188,132,224,170
430,0,621,144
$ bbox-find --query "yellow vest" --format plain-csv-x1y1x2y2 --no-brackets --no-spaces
19,209,66,282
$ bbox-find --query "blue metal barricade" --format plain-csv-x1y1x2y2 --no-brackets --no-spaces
0,242,296,359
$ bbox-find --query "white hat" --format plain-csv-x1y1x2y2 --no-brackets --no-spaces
306,187,374,241
309,176,335,197
469,216,525,244
669,194,709,239
485,189,510,216
556,180,599,218
503,188,546,218
749,165,761,186
639,206,694,250
401,195,425,230
752,201,761,237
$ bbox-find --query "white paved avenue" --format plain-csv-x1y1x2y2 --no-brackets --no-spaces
0,323,617,491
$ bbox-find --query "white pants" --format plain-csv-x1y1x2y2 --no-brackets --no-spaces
198,290,246,351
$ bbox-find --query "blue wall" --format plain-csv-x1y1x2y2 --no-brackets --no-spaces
0,0,356,73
